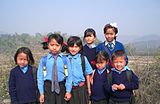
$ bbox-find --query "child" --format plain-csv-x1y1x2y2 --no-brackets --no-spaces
41,36,68,53
96,23,127,67
37,34,72,104
9,47,36,104
90,51,110,104
105,50,139,104
67,36,93,104
83,28,97,70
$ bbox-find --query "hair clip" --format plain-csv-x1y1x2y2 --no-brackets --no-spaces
110,22,118,28
43,36,48,42
63,42,67,46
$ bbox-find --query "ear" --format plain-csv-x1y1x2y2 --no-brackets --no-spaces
94,38,96,41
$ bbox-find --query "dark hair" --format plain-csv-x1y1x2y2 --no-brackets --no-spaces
61,42,69,53
104,24,118,40
14,47,34,65
95,51,109,63
41,42,48,50
42,34,63,50
84,28,96,38
111,50,126,61
104,24,118,34
48,33,63,45
67,36,83,53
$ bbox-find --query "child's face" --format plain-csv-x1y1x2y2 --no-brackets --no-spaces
84,34,96,45
113,56,126,71
105,28,116,42
48,38,62,55
68,44,81,56
17,52,29,68
96,60,108,70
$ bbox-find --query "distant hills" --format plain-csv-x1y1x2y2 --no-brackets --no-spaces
0,33,160,56
118,34,160,55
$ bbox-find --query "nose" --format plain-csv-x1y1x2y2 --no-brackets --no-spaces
53,45,57,50
71,47,76,51
117,62,121,65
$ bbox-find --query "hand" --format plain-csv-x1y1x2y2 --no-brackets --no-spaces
118,84,125,90
112,84,118,91
64,92,72,101
39,94,44,104
88,88,91,96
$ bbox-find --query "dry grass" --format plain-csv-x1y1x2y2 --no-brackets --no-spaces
0,55,160,104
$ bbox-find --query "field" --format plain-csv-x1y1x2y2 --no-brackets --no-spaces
0,53,160,104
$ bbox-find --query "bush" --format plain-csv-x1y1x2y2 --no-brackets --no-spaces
134,56,160,104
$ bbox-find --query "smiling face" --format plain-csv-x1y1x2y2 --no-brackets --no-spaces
68,44,81,56
16,52,29,68
105,28,116,42
48,38,62,55
113,56,126,71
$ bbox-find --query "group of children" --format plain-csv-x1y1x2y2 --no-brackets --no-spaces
9,23,139,104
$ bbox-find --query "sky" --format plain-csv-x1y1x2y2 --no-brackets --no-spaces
0,0,160,42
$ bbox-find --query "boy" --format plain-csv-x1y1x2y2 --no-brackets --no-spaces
105,50,139,104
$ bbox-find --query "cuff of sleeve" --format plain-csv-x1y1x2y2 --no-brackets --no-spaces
124,83,130,89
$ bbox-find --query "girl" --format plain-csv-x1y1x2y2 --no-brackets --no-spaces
37,34,72,104
67,36,93,104
83,28,97,70
9,47,36,104
90,51,110,104
96,23,128,67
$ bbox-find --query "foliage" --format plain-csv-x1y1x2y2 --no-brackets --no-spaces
0,33,160,104
133,56,160,104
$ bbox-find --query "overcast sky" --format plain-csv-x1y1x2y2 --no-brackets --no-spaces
0,0,160,41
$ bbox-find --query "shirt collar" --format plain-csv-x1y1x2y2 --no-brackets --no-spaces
48,52,63,59
97,68,106,74
20,65,28,73
86,43,96,48
104,40,116,46
68,53,81,59
111,66,128,74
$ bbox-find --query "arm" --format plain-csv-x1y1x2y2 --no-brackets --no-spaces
9,69,18,103
64,58,72,101
84,57,93,96
37,58,45,103
124,71,139,90
86,74,91,96
96,43,103,53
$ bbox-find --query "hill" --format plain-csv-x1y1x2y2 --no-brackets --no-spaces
122,34,160,55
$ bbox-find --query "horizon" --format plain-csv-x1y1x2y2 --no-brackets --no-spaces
0,0,160,42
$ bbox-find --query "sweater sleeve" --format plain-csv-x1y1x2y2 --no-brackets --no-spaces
9,69,18,103
124,71,139,90
96,43,103,53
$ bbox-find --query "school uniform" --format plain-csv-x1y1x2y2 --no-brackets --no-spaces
37,52,72,104
105,66,139,104
67,53,93,104
91,68,109,104
9,65,36,104
97,40,126,57
96,40,128,67
83,44,96,69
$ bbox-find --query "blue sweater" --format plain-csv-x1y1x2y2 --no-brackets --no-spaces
83,44,96,69
91,69,109,101
9,65,36,104
104,69,139,102
96,41,128,66
96,41,126,58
